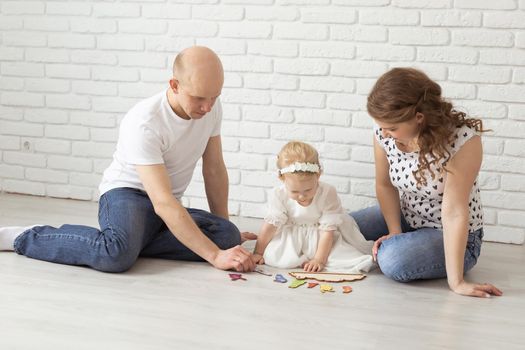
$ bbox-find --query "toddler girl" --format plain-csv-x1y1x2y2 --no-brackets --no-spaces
252,141,375,273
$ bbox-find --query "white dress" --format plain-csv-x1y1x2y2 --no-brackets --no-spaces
263,182,375,273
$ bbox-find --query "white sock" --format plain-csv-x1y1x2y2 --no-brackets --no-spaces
0,226,38,251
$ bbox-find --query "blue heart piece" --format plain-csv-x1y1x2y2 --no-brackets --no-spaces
274,274,287,283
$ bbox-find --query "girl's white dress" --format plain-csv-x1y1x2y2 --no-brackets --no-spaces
263,181,375,273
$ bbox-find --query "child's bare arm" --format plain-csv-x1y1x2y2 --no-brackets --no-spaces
252,222,278,264
315,230,334,263
303,230,334,272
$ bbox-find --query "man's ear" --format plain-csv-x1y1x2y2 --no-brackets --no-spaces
169,78,180,94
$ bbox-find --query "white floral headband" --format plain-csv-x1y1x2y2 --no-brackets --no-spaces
279,162,320,175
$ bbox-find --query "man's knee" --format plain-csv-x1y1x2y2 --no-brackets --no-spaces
189,208,242,249
213,218,241,249
92,249,137,273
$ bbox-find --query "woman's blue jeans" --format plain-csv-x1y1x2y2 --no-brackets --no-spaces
350,205,483,282
14,187,241,272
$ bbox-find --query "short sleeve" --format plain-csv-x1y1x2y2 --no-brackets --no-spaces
450,125,479,154
264,187,288,228
318,184,344,231
373,125,382,142
373,124,389,150
117,117,164,165
211,100,222,137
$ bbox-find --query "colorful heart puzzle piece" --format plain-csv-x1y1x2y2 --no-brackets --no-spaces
342,286,353,294
254,267,272,276
229,273,246,281
320,284,334,293
288,279,307,289
274,274,287,283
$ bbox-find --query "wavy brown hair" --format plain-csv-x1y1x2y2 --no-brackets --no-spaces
367,68,487,187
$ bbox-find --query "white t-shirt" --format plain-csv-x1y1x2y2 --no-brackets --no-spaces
99,90,222,199
374,124,483,233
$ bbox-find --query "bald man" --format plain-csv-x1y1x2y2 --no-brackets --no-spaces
1,46,255,273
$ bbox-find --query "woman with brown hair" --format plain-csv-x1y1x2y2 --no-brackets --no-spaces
351,67,503,298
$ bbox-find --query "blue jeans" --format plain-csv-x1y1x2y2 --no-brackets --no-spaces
14,187,241,272
350,205,483,282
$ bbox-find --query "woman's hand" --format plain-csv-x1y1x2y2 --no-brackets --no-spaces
372,233,399,261
302,259,325,272
450,280,503,298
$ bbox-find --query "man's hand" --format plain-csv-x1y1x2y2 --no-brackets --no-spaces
251,253,265,265
210,245,255,272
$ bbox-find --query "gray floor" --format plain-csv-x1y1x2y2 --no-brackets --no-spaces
0,193,523,350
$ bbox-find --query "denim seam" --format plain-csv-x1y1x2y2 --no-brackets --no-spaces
32,233,100,245
100,194,117,248
13,229,100,254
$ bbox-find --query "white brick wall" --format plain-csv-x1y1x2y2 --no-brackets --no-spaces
1,1,524,244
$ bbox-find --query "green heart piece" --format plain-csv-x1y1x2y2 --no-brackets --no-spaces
288,279,307,289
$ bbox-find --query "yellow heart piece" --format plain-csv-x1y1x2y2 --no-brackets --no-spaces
320,284,334,293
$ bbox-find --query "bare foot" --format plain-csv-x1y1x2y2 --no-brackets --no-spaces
240,231,257,243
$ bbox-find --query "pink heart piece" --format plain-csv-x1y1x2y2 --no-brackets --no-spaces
229,273,246,281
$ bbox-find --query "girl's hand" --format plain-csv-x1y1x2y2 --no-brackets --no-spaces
302,259,325,272
450,280,503,298
252,253,265,265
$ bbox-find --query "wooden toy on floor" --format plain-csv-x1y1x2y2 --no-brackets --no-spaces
254,267,272,276
274,274,287,283
307,282,319,288
229,273,246,281
289,271,366,282
288,279,307,288
320,284,334,293
342,286,353,294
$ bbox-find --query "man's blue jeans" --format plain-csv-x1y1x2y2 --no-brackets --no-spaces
14,188,241,272
350,205,483,282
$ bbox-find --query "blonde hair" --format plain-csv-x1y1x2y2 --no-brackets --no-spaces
277,141,321,179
